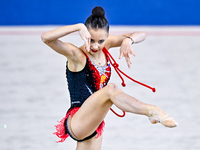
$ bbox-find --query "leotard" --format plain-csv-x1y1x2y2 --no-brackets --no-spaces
54,48,111,142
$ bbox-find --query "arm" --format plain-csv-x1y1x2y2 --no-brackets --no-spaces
41,23,91,59
105,32,147,68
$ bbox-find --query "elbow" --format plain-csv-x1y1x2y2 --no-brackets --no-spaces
143,32,147,40
140,32,147,41
132,31,147,43
41,32,49,43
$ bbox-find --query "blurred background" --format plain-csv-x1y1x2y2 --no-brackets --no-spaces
0,0,200,26
0,0,200,150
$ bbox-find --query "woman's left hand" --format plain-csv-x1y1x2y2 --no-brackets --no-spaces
119,38,135,68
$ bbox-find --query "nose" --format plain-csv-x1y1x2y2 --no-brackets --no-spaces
92,42,98,49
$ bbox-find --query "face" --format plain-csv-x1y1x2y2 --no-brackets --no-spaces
88,28,108,53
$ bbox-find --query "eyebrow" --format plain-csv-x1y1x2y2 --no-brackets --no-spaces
91,38,105,41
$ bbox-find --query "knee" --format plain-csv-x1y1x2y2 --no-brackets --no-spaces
106,83,123,97
106,83,117,90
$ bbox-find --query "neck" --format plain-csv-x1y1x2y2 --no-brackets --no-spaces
90,51,105,66
80,46,106,66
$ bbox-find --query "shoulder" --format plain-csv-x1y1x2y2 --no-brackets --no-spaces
67,46,87,63
67,47,87,72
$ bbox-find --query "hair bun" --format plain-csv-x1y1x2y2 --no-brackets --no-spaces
92,6,105,17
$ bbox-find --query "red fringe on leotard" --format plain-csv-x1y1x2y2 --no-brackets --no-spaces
53,107,105,143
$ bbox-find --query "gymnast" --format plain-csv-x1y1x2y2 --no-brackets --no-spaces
41,6,177,150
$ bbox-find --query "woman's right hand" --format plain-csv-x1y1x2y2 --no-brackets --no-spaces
78,24,91,52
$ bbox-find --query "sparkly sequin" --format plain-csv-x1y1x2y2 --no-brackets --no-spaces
89,58,111,88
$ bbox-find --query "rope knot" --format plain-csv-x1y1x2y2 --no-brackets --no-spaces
152,88,156,92
113,63,119,68
121,83,126,87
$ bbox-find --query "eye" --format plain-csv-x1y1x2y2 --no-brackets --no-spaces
90,39,95,43
98,40,105,44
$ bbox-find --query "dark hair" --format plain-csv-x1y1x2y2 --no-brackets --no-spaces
85,6,109,32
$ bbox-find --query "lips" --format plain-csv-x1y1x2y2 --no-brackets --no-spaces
91,49,98,53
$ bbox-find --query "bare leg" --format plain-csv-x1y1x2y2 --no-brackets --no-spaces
76,135,102,150
110,88,178,127
70,83,177,140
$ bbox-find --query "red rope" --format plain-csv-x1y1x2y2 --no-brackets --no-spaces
103,47,156,117
110,108,126,117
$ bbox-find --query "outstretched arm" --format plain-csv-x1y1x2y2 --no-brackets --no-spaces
105,32,147,68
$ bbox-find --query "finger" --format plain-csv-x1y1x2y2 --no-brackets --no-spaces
119,49,125,59
88,37,91,52
119,52,124,59
128,54,132,64
125,55,131,68
84,38,89,52
129,49,136,56
119,46,125,59
132,51,136,56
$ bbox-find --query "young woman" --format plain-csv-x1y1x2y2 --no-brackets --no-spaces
41,6,177,150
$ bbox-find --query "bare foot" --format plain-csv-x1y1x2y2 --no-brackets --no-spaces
148,106,178,128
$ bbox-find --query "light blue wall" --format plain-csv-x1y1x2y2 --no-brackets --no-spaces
0,0,199,25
